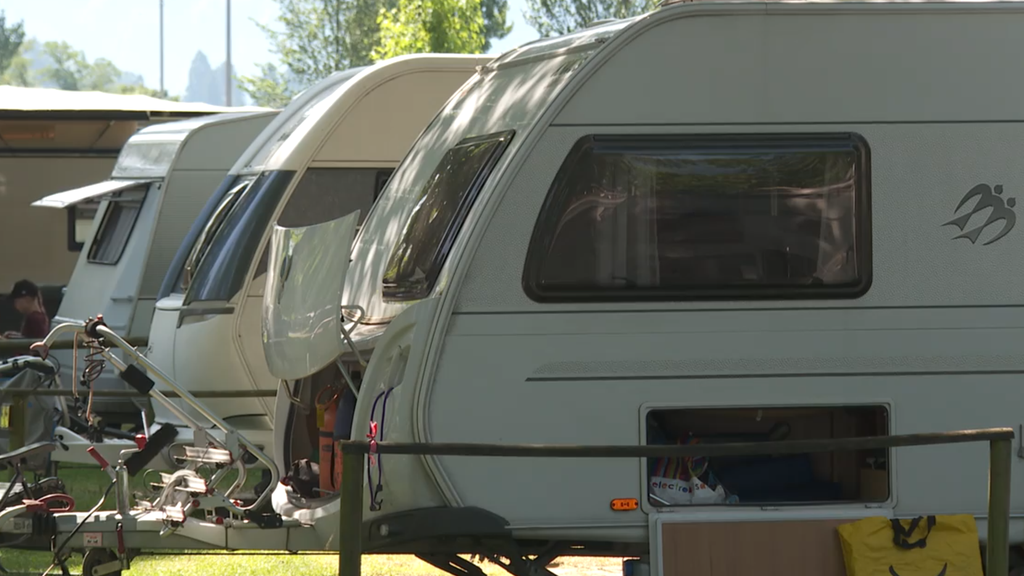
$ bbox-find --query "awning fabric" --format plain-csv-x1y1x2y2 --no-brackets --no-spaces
31,178,157,209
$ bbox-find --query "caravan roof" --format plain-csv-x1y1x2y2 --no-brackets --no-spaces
238,67,368,175
32,111,275,210
0,85,266,120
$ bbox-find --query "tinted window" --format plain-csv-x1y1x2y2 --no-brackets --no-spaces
382,131,515,302
184,170,295,304
179,177,256,293
251,167,395,279
157,175,247,300
523,134,870,302
86,187,148,265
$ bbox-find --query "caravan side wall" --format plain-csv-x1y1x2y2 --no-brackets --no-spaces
418,7,1024,541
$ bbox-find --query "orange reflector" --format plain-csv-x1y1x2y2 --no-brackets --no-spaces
610,498,639,511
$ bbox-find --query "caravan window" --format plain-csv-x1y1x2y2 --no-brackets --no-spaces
86,187,148,265
277,168,393,228
251,167,395,279
184,170,294,304
523,134,871,302
178,176,256,293
382,131,515,302
67,202,99,252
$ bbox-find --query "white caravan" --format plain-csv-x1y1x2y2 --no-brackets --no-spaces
43,68,367,471
30,111,277,434
143,54,492,468
9,2,1024,576
267,0,1024,566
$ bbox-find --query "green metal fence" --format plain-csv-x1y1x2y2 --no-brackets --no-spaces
338,427,1015,576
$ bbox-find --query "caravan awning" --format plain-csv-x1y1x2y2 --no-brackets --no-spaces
31,178,158,209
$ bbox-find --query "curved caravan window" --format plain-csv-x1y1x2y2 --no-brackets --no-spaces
251,167,396,279
184,170,295,304
177,176,257,293
158,175,252,299
382,130,515,302
185,167,393,304
523,134,871,301
87,186,149,265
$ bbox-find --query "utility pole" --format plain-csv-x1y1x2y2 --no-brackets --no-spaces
225,0,232,106
159,0,164,96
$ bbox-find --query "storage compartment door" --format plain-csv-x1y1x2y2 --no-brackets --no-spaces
650,509,892,576
262,210,360,381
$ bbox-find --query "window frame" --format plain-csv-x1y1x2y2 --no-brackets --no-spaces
521,132,873,303
382,130,516,303
85,185,149,266
66,201,100,252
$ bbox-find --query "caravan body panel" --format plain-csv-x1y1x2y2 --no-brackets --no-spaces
154,55,491,437
332,1,1024,548
43,110,276,423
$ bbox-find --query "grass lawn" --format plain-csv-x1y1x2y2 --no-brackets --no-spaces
1,465,624,576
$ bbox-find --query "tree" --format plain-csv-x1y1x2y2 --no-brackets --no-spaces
237,62,294,109
0,10,25,78
2,37,175,99
373,0,487,61
523,0,658,37
35,41,124,91
239,0,510,108
0,37,34,86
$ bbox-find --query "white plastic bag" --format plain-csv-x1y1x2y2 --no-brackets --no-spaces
689,474,727,505
649,449,728,506
650,466,694,505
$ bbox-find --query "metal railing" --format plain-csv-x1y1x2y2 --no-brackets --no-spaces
337,427,1015,576
0,336,148,354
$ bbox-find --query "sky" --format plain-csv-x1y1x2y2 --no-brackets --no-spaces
1,0,542,99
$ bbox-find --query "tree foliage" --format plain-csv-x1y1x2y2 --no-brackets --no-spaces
239,0,510,108
523,0,658,37
36,41,121,91
0,37,34,86
0,10,25,78
0,37,176,99
373,0,487,61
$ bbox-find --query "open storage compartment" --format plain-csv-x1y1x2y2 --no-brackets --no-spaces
645,405,890,507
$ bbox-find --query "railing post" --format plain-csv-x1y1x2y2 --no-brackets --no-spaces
987,438,1012,576
338,443,364,576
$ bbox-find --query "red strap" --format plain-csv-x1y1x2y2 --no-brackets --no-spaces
367,421,379,466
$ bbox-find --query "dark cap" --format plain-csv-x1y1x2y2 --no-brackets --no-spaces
8,279,39,301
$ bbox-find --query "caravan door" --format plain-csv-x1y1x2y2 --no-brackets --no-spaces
262,210,360,381
234,166,393,403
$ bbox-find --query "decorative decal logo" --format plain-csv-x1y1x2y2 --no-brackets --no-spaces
943,184,1016,245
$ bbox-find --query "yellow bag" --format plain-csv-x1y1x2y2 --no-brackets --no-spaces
837,515,983,576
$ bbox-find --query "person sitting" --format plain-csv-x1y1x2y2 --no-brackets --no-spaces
2,279,50,340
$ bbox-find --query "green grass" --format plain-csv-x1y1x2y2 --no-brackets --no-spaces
1,466,624,576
